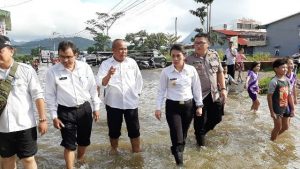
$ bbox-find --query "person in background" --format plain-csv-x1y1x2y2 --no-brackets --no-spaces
236,48,247,82
225,40,237,79
81,55,86,63
0,35,48,169
285,58,297,126
267,59,294,141
45,41,100,169
155,44,203,166
222,63,238,91
245,62,261,112
186,33,227,146
97,39,143,154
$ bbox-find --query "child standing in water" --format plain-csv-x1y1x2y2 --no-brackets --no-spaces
245,62,261,112
236,48,247,82
286,58,297,105
267,59,295,141
286,58,297,125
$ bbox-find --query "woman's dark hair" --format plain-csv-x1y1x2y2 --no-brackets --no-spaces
58,41,78,55
250,61,260,70
273,58,287,69
169,44,186,55
237,48,244,52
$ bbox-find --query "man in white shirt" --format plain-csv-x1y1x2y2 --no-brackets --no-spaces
97,39,143,154
45,41,100,169
0,35,48,169
225,40,237,79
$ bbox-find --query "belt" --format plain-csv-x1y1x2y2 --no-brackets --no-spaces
58,101,88,109
167,99,193,105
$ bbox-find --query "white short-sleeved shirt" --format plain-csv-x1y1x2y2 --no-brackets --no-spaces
156,64,203,110
97,56,143,109
45,60,101,119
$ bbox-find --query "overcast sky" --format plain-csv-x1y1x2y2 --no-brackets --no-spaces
1,0,299,42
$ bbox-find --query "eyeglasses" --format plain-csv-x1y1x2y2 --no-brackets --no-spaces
59,55,75,60
194,41,207,46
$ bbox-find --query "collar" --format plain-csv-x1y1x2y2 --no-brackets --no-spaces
57,60,82,71
170,63,187,73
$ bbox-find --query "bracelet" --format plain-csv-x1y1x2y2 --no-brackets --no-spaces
39,118,47,123
220,88,227,91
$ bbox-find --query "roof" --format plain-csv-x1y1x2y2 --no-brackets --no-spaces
213,30,239,36
238,38,248,45
263,12,300,26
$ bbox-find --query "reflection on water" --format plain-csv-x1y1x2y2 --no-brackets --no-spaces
2,64,300,169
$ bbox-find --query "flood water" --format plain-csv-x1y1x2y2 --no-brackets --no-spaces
4,64,300,169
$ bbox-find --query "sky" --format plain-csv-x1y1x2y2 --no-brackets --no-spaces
0,0,299,42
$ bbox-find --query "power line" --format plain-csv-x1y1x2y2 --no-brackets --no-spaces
0,0,33,8
109,0,124,14
114,0,139,13
122,0,146,13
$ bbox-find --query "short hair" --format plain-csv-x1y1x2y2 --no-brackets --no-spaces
250,61,260,70
273,58,287,69
112,39,124,49
58,41,78,55
194,33,210,42
170,44,186,55
222,62,227,67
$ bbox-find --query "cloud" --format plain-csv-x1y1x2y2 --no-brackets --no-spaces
2,0,299,42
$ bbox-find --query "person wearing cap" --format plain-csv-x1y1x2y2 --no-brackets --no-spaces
225,40,238,79
186,33,227,146
45,41,101,169
0,35,48,169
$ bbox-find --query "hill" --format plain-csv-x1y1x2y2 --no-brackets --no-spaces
14,37,95,54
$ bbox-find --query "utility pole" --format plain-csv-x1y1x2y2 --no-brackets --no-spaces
175,17,177,41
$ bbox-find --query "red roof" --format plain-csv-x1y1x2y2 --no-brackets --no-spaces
238,38,248,45
214,30,239,36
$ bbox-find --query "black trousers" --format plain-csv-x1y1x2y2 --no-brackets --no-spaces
227,64,235,79
193,93,223,140
165,99,194,149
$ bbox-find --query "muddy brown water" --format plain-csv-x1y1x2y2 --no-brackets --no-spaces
2,64,300,169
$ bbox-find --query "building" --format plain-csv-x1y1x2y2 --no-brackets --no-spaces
255,12,300,56
211,18,266,55
181,18,266,55
0,9,11,35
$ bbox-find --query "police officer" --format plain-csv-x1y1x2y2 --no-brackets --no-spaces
0,35,48,169
186,33,227,146
45,41,100,169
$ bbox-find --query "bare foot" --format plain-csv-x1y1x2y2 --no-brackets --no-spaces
109,148,119,155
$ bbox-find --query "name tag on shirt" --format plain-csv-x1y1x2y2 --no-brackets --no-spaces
59,77,67,80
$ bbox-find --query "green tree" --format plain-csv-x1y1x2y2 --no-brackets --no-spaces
190,0,214,34
93,33,111,51
125,30,148,50
87,46,95,54
31,47,40,57
165,33,181,47
86,12,124,36
145,33,167,50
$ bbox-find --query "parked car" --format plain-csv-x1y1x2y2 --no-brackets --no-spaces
94,51,112,65
129,49,167,68
85,54,97,66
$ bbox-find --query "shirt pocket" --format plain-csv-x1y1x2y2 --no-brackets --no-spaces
79,76,89,88
12,78,27,94
209,60,219,73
